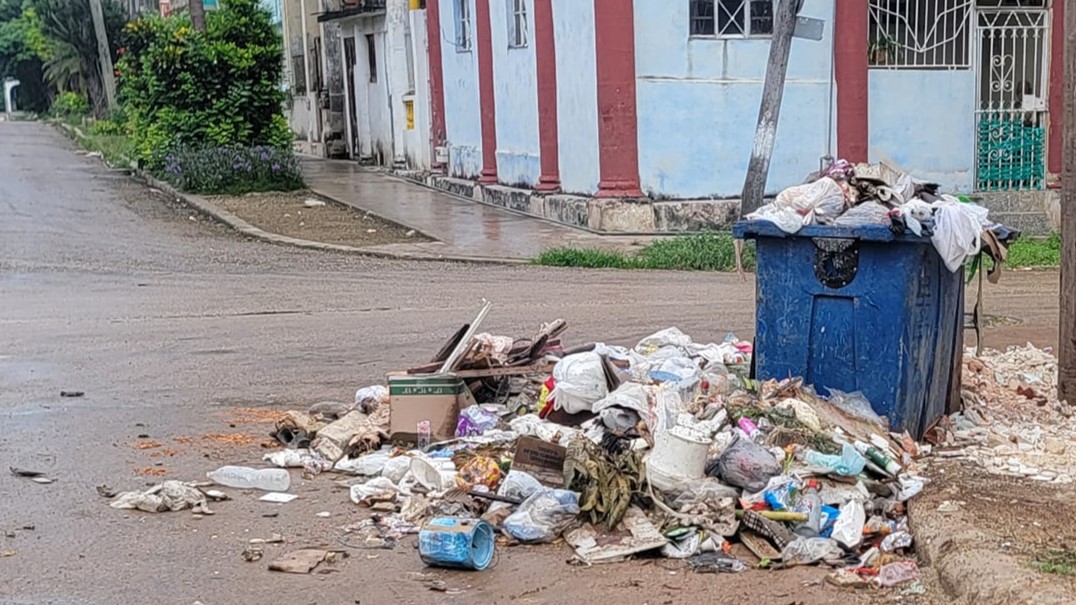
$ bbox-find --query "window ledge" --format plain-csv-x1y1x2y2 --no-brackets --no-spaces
689,34,774,41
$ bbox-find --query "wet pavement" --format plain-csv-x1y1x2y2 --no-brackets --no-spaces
303,158,646,259
0,121,1061,604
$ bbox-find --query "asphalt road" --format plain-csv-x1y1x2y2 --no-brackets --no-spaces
0,122,1060,604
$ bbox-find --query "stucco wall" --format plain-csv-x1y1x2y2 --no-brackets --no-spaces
489,0,540,187
440,0,484,178
405,10,433,169
633,0,835,199
551,0,600,195
868,70,975,193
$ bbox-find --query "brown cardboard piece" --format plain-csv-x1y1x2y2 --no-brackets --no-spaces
388,374,475,443
512,436,567,487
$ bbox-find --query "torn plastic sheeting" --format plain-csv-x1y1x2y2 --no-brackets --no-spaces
931,201,984,273
349,477,400,506
503,488,581,543
780,537,844,567
334,449,392,476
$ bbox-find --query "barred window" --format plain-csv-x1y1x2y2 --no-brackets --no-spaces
455,0,472,52
508,0,528,48
868,0,972,68
690,0,774,38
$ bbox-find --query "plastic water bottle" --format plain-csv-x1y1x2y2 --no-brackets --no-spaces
804,484,822,532
207,466,291,491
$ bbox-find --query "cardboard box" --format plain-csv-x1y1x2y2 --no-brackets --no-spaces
388,374,474,443
513,436,567,487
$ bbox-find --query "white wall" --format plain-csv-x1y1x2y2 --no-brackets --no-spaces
490,0,540,187
405,9,433,169
633,0,836,199
551,0,599,195
439,0,484,178
869,70,975,193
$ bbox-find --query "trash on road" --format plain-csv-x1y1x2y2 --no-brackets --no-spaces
207,466,290,491
109,480,216,514
267,548,345,574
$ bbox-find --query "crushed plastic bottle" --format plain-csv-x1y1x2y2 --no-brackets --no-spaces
207,466,291,491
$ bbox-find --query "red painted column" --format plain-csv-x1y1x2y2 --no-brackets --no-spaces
534,0,560,191
834,0,869,163
475,0,498,184
426,0,448,169
593,0,642,198
1048,0,1064,176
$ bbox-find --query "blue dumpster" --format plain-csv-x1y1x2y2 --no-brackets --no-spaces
733,221,964,438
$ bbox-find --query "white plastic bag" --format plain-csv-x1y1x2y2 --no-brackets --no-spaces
498,470,544,502
775,177,847,224
381,455,413,484
634,328,693,354
931,201,984,272
747,203,806,234
831,499,866,548
354,385,389,413
334,449,392,476
550,352,609,414
502,488,581,543
834,201,891,226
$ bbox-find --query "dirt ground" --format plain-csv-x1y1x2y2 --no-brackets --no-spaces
210,190,430,247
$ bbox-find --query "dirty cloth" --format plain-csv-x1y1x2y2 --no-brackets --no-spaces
110,481,213,514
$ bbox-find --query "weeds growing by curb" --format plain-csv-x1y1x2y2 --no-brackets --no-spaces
534,232,755,272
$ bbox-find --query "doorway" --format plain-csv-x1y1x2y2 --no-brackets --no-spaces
343,36,361,158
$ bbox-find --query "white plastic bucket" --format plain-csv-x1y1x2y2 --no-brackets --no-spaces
646,428,710,492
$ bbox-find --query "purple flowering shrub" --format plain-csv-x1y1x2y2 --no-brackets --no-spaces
160,144,303,195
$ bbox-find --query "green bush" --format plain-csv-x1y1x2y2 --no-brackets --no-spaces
118,0,289,174
50,90,88,119
87,119,126,136
534,232,755,272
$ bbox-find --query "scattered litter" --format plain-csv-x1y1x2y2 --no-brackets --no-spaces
259,492,298,504
207,466,290,491
109,481,215,514
303,199,326,207
268,549,346,574
60,390,84,398
316,511,332,518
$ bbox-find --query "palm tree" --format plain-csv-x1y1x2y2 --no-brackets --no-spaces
32,0,124,116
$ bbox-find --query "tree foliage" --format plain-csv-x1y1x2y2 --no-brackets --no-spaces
118,0,289,166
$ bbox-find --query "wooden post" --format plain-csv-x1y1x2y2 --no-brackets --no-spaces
89,0,117,113
740,0,801,216
190,0,207,31
1061,1,1076,404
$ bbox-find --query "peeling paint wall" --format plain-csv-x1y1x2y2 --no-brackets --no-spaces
440,0,484,179
869,70,975,193
551,0,599,195
490,0,540,187
633,0,835,199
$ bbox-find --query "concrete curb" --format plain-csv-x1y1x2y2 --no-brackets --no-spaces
908,487,1072,604
55,123,527,265
143,174,529,265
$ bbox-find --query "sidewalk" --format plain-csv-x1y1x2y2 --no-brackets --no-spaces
303,159,647,260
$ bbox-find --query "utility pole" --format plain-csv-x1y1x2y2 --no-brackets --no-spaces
740,0,802,216
1061,2,1076,404
190,0,206,31
89,0,117,113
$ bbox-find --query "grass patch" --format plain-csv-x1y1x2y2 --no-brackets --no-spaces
1006,233,1060,268
534,232,755,272
82,133,136,167
1032,548,1076,576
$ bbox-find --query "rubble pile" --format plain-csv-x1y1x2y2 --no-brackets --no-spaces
933,345,1074,483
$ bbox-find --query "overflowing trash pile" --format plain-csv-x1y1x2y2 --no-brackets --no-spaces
220,314,933,590
99,302,1068,592
747,160,1020,275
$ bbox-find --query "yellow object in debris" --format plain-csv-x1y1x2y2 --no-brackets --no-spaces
405,100,414,130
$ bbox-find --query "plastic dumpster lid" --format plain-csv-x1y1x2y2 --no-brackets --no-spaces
733,220,932,243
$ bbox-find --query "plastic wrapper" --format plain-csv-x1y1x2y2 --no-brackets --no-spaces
876,560,920,587
497,470,544,502
833,201,891,226
825,389,885,426
550,352,609,414
456,405,500,437
349,477,400,506
832,499,866,549
746,203,805,234
803,444,867,477
780,537,844,567
380,455,413,484
334,450,392,476
455,456,504,491
881,531,913,552
634,327,693,354
502,488,581,543
711,434,782,493
354,385,389,414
